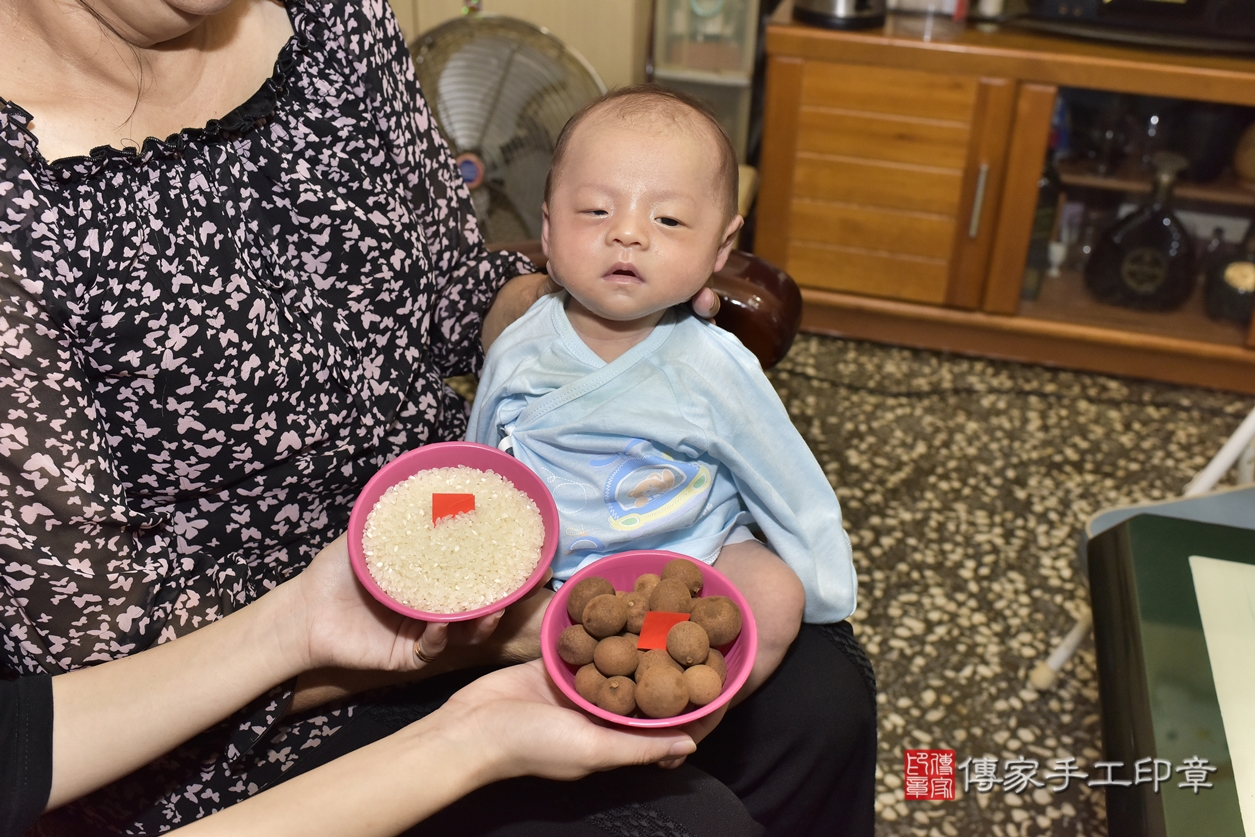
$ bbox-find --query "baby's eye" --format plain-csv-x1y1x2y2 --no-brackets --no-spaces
585,209,608,217
657,217,681,227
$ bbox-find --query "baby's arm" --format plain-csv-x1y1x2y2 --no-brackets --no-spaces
711,539,805,702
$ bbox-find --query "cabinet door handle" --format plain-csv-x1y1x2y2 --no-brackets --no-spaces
968,163,990,239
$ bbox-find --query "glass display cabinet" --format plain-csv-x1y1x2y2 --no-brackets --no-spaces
651,0,761,161
1020,88,1255,351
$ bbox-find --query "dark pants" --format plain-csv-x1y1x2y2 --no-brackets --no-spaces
288,623,877,837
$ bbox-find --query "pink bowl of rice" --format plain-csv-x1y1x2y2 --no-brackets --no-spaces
348,442,559,623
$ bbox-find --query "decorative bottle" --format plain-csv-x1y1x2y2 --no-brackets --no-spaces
1205,220,1255,326
1083,152,1196,311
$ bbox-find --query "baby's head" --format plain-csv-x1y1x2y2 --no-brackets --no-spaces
546,86,739,223
541,85,743,330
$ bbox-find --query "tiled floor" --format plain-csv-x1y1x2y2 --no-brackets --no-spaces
767,335,1254,837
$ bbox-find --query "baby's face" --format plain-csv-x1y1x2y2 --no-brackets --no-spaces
542,114,741,328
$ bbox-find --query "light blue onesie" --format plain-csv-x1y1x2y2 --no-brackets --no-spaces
467,293,856,623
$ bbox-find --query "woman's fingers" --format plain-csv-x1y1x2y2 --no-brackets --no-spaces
679,701,728,743
441,661,703,782
652,701,729,769
576,723,696,773
691,285,721,321
442,609,504,647
414,622,448,665
474,700,695,781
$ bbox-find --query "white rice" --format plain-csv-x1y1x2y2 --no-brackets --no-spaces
362,465,545,614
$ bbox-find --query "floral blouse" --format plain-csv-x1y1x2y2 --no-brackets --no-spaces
0,0,530,830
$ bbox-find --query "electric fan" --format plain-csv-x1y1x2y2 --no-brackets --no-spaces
410,14,606,243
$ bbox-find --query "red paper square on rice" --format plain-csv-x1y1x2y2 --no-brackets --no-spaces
432,493,475,524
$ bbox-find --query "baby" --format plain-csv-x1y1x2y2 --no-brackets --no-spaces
469,86,856,694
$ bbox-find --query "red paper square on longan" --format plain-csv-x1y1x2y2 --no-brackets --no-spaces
637,611,690,649
432,493,475,524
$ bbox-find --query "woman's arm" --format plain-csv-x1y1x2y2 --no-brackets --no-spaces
288,570,554,715
175,660,710,837
47,580,323,808
1,271,162,674
481,271,558,352
361,3,536,379
39,546,714,835
46,536,432,809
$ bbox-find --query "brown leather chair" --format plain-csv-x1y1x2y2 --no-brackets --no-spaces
491,241,802,370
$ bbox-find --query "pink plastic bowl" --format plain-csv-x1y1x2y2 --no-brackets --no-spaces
541,550,758,728
348,441,559,623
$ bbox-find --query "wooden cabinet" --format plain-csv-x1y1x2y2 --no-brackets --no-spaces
760,60,1015,308
757,19,1255,395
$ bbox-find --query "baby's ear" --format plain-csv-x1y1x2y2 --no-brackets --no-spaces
712,215,744,273
540,202,552,258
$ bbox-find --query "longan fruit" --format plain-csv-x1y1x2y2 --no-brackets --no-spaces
684,665,723,706
619,632,642,668
574,664,607,703
633,573,661,597
648,577,692,614
661,558,704,596
593,635,639,677
635,647,683,682
690,595,743,646
566,577,615,623
705,648,727,684
636,665,689,718
622,592,649,633
557,624,598,666
666,621,710,667
597,675,637,716
582,594,628,638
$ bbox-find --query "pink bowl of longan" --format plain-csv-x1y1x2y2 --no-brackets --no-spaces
540,550,757,728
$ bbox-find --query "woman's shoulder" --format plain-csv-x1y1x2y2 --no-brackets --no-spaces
289,0,408,60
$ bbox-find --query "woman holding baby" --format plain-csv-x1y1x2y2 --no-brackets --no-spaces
0,0,875,834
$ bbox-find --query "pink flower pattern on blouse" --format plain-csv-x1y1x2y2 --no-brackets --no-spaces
0,0,530,830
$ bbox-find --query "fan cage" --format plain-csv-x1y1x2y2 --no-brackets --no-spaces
411,15,607,242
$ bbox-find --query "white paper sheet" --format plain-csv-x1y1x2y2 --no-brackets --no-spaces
1189,554,1255,834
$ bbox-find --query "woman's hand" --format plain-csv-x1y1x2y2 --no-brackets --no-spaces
282,535,507,711
284,535,424,673
482,273,557,351
436,659,718,783
286,534,508,673
174,659,716,837
690,285,721,321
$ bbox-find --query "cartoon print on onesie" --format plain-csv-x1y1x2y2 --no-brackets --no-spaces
541,439,715,557
600,439,712,531
550,438,714,554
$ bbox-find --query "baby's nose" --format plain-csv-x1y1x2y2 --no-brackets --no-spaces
608,211,650,248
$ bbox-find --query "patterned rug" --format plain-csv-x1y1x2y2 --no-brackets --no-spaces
767,334,1254,837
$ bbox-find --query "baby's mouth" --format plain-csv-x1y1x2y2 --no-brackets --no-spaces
606,263,642,282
